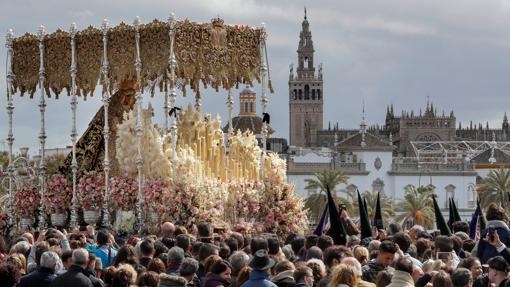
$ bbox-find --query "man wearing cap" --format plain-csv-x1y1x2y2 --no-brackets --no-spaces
241,250,278,287
488,256,510,287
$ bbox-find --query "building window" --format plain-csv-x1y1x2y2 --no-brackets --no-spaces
304,57,308,68
346,184,357,195
304,85,310,100
317,90,321,100
312,89,316,100
372,178,385,193
299,90,302,100
250,102,254,113
244,102,248,113
467,184,476,208
445,184,456,208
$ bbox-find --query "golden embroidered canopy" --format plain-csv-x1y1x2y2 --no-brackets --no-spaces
10,17,267,99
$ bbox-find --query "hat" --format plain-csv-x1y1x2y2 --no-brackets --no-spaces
249,250,275,271
488,256,509,273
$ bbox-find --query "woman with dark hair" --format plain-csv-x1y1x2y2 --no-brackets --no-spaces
0,262,21,287
459,257,483,279
147,258,166,274
137,271,160,287
431,270,452,287
102,266,117,287
112,264,137,287
203,259,232,287
112,245,145,273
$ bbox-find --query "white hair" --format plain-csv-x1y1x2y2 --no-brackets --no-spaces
306,258,326,275
72,248,89,266
40,251,60,271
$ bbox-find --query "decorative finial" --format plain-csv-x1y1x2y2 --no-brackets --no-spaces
133,16,141,27
69,23,77,36
101,19,109,33
37,25,45,40
304,7,307,20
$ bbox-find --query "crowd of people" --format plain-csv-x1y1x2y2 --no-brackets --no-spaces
0,202,510,287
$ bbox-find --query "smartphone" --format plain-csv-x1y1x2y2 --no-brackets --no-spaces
488,226,496,241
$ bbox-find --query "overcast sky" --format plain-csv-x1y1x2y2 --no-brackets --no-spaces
1,0,510,153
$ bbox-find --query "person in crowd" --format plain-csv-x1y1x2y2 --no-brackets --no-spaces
361,240,397,283
476,203,510,264
87,230,118,269
433,270,453,287
179,257,200,287
167,247,185,275
197,223,213,243
317,236,334,252
197,243,220,283
203,259,232,287
451,267,473,287
487,256,510,287
50,248,94,287
352,246,369,266
229,251,250,287
317,245,352,287
147,258,166,274
161,222,176,239
386,257,414,287
17,251,59,287
241,250,277,287
393,232,422,267
112,264,137,287
176,234,192,257
137,271,160,287
375,270,393,287
139,240,156,268
294,266,314,287
458,257,482,279
434,235,460,268
305,246,323,261
327,264,357,287
101,266,117,287
271,260,295,287
341,257,375,287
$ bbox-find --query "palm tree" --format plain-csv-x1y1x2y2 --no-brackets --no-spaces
479,169,510,211
396,186,435,230
304,170,349,223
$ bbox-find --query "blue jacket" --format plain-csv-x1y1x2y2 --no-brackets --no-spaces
86,244,118,268
241,270,278,287
477,220,510,264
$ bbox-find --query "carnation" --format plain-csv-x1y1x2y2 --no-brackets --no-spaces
14,182,40,218
77,171,105,210
43,174,72,213
109,176,138,210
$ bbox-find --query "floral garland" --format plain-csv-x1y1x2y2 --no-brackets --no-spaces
43,174,72,213
14,182,40,218
108,176,138,211
77,171,105,210
144,178,170,215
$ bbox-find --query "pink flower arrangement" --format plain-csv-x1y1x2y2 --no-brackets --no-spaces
109,176,138,210
77,171,105,210
14,182,40,218
144,178,170,215
43,174,72,213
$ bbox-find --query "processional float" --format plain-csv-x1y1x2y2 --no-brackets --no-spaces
3,14,307,235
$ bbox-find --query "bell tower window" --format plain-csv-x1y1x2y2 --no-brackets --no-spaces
304,85,310,100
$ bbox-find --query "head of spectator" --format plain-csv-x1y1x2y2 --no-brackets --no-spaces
147,258,166,274
267,237,280,256
375,269,393,287
197,223,213,243
328,264,358,287
174,225,188,237
317,235,334,251
40,251,60,273
291,236,306,256
167,246,185,274
307,259,326,283
432,270,453,287
305,235,318,250
249,249,275,273
113,263,138,287
137,271,160,287
341,257,365,283
486,203,508,222
179,257,199,282
140,239,155,258
387,222,401,236
154,241,169,258
352,246,369,266
452,221,470,234
208,259,232,285
229,232,244,250
393,232,412,254
113,245,138,267
377,240,398,268
451,267,472,287
160,222,175,238
409,225,425,240
294,266,314,287
250,236,268,254
198,243,219,265
272,260,296,287
96,230,111,247
305,246,323,261
71,248,89,271
434,235,454,253
229,251,250,277
459,257,482,279
176,234,191,252
61,250,73,271
102,266,117,286
488,256,509,287
323,246,352,271
219,243,231,260
0,262,20,287
462,240,476,253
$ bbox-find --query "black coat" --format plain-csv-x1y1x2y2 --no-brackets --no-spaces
50,265,94,287
17,267,57,287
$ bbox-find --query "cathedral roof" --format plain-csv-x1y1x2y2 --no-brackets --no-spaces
336,132,393,151
222,115,274,135
471,148,510,163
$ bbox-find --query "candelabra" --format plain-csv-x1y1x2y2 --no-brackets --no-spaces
69,22,79,229
134,16,144,232
259,23,268,177
100,19,111,228
37,25,47,230
168,13,178,161
5,29,15,226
